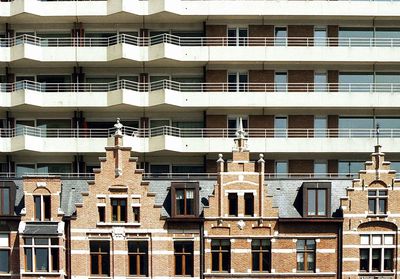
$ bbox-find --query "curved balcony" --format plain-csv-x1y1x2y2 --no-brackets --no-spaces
0,125,398,153
1,80,400,109
1,34,400,63
2,0,400,19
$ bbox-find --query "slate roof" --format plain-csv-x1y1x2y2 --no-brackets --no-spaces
267,179,351,218
23,222,59,235
60,179,89,216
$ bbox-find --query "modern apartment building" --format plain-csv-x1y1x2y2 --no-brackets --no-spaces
1,0,400,177
0,127,399,278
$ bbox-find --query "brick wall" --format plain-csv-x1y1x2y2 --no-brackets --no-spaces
289,160,314,174
328,70,339,92
205,70,227,91
248,115,274,137
327,25,339,46
327,115,338,137
288,25,314,46
205,25,227,46
205,115,227,137
249,25,274,46
288,115,314,137
288,70,314,92
248,70,274,92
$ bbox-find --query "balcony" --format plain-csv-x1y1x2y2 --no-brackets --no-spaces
1,0,400,19
1,79,400,109
2,34,400,63
0,125,398,153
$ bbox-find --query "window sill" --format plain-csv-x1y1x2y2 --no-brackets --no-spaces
96,222,140,226
22,272,62,276
359,271,394,275
367,214,388,218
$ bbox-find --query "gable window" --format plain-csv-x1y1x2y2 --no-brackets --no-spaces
98,206,105,223
244,193,254,216
111,198,127,223
0,234,9,274
0,188,10,215
90,241,110,276
174,241,194,276
171,182,199,218
228,193,238,216
132,207,140,223
24,237,59,273
34,195,51,221
360,234,394,273
368,190,387,215
128,241,148,276
307,189,327,216
296,239,315,272
211,239,230,272
251,239,271,272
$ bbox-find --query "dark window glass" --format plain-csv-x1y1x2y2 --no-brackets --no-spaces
174,242,194,276
133,207,140,222
368,190,387,215
228,193,238,216
360,249,369,271
307,189,327,216
34,196,41,220
372,248,381,271
98,207,105,222
384,249,394,271
51,248,59,272
211,239,230,272
25,248,32,272
175,189,195,216
128,241,148,276
251,239,271,272
90,241,110,276
0,250,9,273
35,248,49,271
0,188,10,215
244,193,254,216
43,195,51,220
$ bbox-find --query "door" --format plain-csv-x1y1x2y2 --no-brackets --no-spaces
228,28,248,46
228,72,248,92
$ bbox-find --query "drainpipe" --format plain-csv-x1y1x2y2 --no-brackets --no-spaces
337,221,343,279
200,222,204,279
65,218,71,279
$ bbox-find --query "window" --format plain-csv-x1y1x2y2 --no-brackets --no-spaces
0,188,10,215
296,239,315,272
90,241,110,276
314,73,327,92
368,190,387,215
211,239,230,272
275,160,288,177
24,237,59,273
128,241,148,276
227,27,248,46
174,241,194,276
171,182,199,218
275,72,287,92
111,198,127,222
98,206,105,223
314,117,327,138
34,195,51,221
314,27,327,46
0,234,9,274
228,193,238,216
228,72,248,92
251,239,271,272
175,189,195,216
274,27,287,46
274,117,287,138
244,193,254,216
306,188,327,216
359,234,394,273
133,207,140,223
314,160,328,176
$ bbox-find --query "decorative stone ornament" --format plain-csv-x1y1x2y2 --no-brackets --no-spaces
237,219,246,230
112,227,126,240
114,117,123,136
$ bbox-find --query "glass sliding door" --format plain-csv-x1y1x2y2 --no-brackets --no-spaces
314,27,327,46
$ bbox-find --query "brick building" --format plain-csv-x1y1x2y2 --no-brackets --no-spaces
0,125,399,278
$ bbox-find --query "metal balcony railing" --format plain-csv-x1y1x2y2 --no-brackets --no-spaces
2,80,400,93
0,126,398,139
2,34,400,48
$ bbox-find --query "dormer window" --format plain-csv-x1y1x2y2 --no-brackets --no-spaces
303,182,331,217
368,190,387,215
171,182,199,218
34,195,51,221
0,188,10,215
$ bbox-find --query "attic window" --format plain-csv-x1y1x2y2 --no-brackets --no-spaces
303,182,331,218
170,182,199,218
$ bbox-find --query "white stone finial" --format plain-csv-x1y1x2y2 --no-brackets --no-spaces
235,117,247,139
258,153,265,163
114,118,123,136
217,153,224,163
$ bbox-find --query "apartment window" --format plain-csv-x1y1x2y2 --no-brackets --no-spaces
314,72,327,92
228,72,248,92
306,188,327,216
244,193,254,216
368,190,388,215
227,27,248,46
251,239,271,272
111,198,127,222
360,234,394,273
98,206,105,223
339,72,373,93
275,72,288,92
275,161,288,178
0,234,9,274
338,161,364,177
228,193,238,216
314,160,328,176
171,182,199,218
0,188,10,215
211,239,230,272
314,27,327,46
34,195,51,221
133,207,140,223
128,241,148,276
90,241,110,276
174,241,194,276
274,27,287,46
314,116,327,138
296,239,316,272
24,237,59,272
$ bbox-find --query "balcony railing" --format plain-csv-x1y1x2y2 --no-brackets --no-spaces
0,126,397,138
2,80,400,93
2,34,400,48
